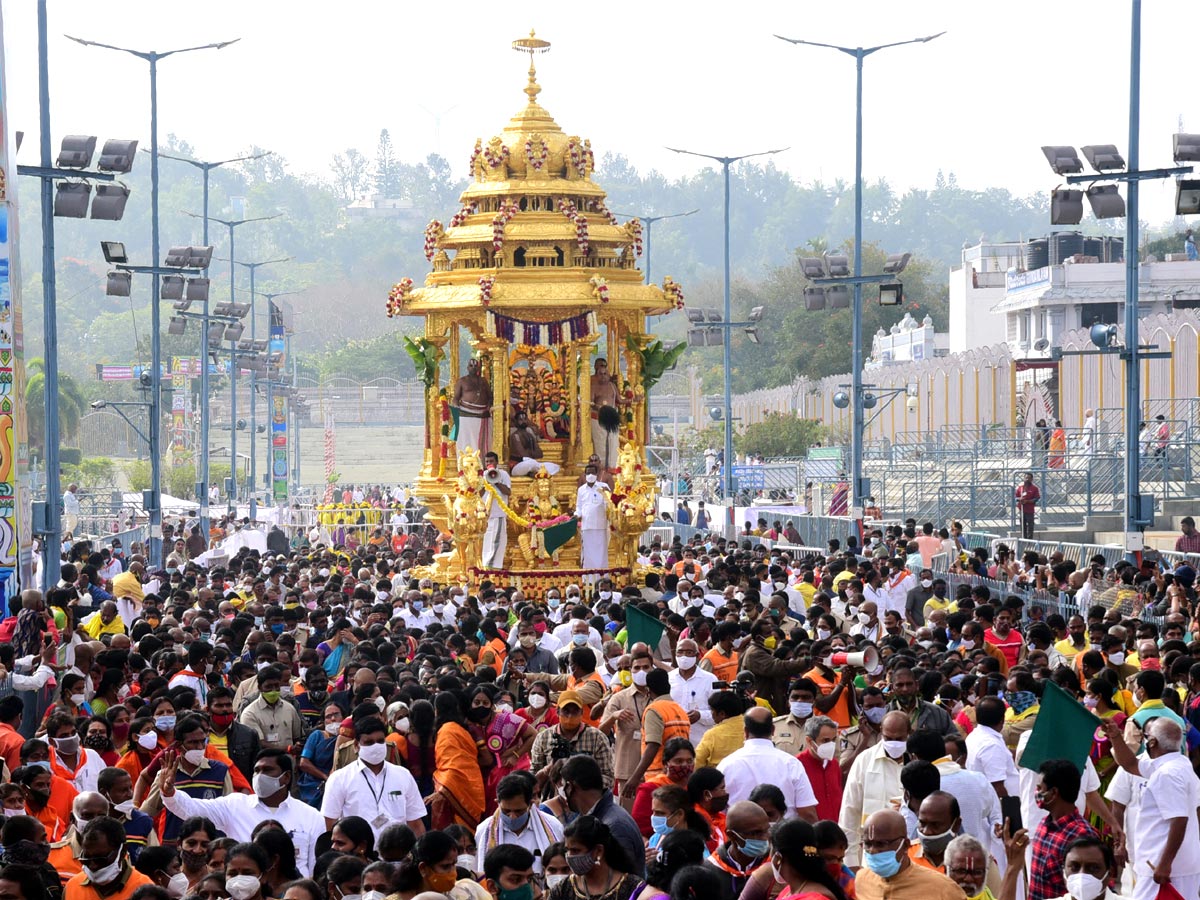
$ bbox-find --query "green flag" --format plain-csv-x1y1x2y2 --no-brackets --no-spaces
1019,679,1101,773
626,603,665,650
541,517,578,555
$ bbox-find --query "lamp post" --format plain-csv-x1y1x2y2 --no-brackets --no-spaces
609,209,699,285
158,150,270,540
67,34,238,567
775,30,944,534
185,213,280,509
666,147,787,511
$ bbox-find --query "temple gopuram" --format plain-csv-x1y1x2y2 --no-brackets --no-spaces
386,32,684,588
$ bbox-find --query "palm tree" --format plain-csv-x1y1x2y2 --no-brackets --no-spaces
25,358,88,452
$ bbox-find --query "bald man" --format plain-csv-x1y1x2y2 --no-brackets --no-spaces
717,706,818,822
854,809,964,900
706,800,772,894
840,710,912,867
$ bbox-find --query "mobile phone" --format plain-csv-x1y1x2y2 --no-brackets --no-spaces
1000,795,1023,835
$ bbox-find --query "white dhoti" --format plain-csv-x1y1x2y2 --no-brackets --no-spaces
482,515,507,568
591,418,620,471
454,409,490,453
580,528,609,571
511,457,561,477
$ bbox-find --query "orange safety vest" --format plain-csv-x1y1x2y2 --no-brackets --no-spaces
805,667,851,728
486,637,508,671
568,671,607,727
641,697,691,776
703,647,739,683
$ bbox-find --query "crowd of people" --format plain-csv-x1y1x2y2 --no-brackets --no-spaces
0,513,1197,900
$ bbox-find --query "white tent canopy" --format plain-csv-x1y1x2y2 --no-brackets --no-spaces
121,492,200,513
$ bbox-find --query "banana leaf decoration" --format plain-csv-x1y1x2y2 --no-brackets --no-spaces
403,336,441,388
627,336,687,391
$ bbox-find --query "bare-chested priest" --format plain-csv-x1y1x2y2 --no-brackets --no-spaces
509,409,561,476
452,357,492,453
590,358,620,474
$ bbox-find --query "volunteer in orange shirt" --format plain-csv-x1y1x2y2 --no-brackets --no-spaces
804,644,858,729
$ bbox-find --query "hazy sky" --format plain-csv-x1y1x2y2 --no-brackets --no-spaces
3,0,1195,228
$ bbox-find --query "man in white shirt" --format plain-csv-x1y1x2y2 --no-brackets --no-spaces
907,729,1002,865
718,707,818,822
838,710,911,866
966,697,1020,798
321,717,426,840
669,638,716,745
159,748,327,876
475,772,563,873
481,452,512,569
1105,717,1200,900
574,464,610,572
62,484,81,534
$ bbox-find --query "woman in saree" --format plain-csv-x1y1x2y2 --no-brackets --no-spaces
428,690,485,830
1085,676,1126,838
317,619,358,677
1048,419,1067,468
466,684,535,817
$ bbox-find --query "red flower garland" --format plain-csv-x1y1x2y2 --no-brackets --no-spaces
423,221,442,261
385,278,413,318
524,138,549,172
478,275,496,306
557,199,590,256
483,142,510,169
491,202,519,251
449,202,477,228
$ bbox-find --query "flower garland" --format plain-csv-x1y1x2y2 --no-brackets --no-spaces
423,220,442,261
627,217,644,256
478,275,496,306
589,274,609,304
524,138,549,172
588,199,620,226
483,141,510,169
662,276,685,310
468,140,482,177
437,389,450,480
557,199,589,256
566,138,593,178
492,202,519,251
479,478,574,530
385,278,414,318
449,202,477,228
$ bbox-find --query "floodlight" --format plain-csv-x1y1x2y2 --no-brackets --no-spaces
1090,322,1118,348
56,135,96,169
907,396,919,412
824,253,850,277
687,328,708,346
165,247,191,267
705,327,723,346
1051,188,1084,226
213,302,234,317
708,407,723,421
207,322,225,343
96,139,138,174
237,339,254,352
799,257,826,279
186,278,210,302
236,419,247,430
685,308,705,324
1175,179,1200,215
101,241,127,264
832,391,850,409
168,317,187,336
106,271,131,297
173,299,192,311
160,275,185,301
230,302,251,318
862,392,878,409
803,287,826,311
1081,144,1125,173
1041,145,1083,175
54,182,90,218
748,305,765,322
252,339,268,352
1033,337,1050,352
705,310,723,323
826,285,850,309
1174,134,1200,163
187,246,214,268
89,183,129,220
882,252,911,275
224,323,245,342
1086,184,1125,219
90,400,106,410
878,282,903,306
744,327,761,344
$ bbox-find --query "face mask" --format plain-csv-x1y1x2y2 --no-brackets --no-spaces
373,696,386,711
155,715,176,731
455,855,476,874
359,741,388,765
572,634,588,646
520,635,538,650
790,701,814,719
502,809,530,832
108,795,136,816
253,771,286,798
676,655,697,670
817,628,832,640
496,703,514,715
529,694,548,710
598,591,613,601
959,639,975,650
586,474,597,484
262,690,282,704
225,875,262,900
5,840,49,866
1108,652,1125,666
82,854,123,887
138,731,159,750
183,748,207,766
863,848,903,879
167,872,189,899
567,853,597,876
858,612,872,625
882,740,907,759
690,596,704,608
949,673,966,687
763,636,777,651
546,875,568,890
1066,873,1106,900
933,588,946,598
738,837,770,860
211,711,235,729
815,741,837,761
1083,696,1099,710
498,885,534,900
921,579,933,589
181,848,209,871
651,814,672,836
326,722,342,736
54,735,80,755
919,827,956,856
548,598,561,609
364,893,386,900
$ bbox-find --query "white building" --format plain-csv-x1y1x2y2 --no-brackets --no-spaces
865,312,948,369
948,240,1025,353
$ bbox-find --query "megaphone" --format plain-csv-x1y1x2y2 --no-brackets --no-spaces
824,646,879,671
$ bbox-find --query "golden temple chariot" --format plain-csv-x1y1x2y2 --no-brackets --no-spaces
386,32,684,587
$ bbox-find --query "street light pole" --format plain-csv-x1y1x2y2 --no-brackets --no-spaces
158,151,270,540
67,34,238,567
1123,0,1142,555
666,147,787,514
610,209,699,285
776,30,944,534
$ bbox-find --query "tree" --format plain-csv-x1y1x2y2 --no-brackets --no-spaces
736,414,824,459
375,129,403,198
330,148,370,201
25,358,88,452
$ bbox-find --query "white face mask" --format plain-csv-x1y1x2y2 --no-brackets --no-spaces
546,875,568,890
167,872,189,899
676,655,697,670
528,694,548,709
882,740,908,759
110,797,136,816
358,741,388,766
959,639,975,650
858,612,872,624
598,591,613,601
83,853,124,887
817,628,832,640
183,748,206,767
586,474,597,484
1066,873,1106,900
496,703,514,715
734,592,745,602
252,772,286,798
137,731,159,750
395,717,411,733
326,722,341,736
921,579,933,589
226,875,261,900
632,670,649,687
815,741,837,761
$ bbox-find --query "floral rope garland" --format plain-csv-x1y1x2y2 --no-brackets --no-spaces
524,138,549,172
557,199,589,256
478,275,496,306
423,221,442,261
492,202,519,251
480,478,573,530
483,142,510,169
588,199,620,226
449,202,477,228
628,218,644,256
437,389,450,480
468,140,482,177
385,278,413,318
